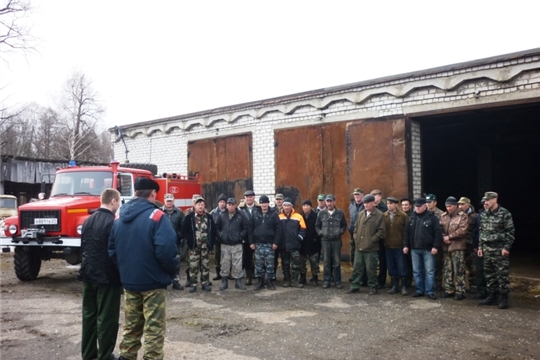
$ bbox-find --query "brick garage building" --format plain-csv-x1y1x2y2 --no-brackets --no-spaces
113,48,540,254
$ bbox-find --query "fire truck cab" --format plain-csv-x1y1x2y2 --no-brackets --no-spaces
1,161,201,281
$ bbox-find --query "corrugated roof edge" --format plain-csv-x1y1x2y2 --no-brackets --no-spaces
114,47,540,131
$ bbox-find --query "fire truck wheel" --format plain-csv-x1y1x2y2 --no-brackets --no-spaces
14,247,42,281
120,163,158,176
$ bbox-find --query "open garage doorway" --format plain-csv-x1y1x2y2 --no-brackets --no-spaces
415,102,540,254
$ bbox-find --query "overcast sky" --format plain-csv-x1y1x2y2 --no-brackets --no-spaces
2,1,539,130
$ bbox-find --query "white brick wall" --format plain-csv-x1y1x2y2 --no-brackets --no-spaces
114,52,540,195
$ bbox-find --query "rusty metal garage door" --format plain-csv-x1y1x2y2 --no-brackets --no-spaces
275,118,409,255
188,133,253,208
347,118,409,201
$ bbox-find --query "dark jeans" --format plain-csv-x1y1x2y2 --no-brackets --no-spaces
385,248,407,279
82,282,121,360
322,239,342,284
378,239,388,286
243,241,253,271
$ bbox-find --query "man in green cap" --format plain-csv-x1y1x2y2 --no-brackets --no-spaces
315,193,327,214
478,191,514,309
458,196,479,294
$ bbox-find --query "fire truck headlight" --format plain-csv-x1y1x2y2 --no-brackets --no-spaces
8,224,18,235
76,224,83,235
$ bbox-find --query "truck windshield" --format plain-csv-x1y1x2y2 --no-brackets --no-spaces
51,171,114,197
0,198,17,208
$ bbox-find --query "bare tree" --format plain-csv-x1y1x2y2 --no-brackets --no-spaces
57,71,105,162
0,0,34,61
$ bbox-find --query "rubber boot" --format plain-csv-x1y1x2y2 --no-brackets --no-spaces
213,267,222,281
219,278,228,291
267,279,276,290
299,273,307,285
388,278,398,294
498,294,509,309
283,272,291,287
291,273,304,288
401,278,409,296
310,275,319,286
479,292,497,305
245,271,253,286
235,278,246,290
254,277,264,291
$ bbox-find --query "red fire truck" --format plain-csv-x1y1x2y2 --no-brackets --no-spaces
1,161,201,281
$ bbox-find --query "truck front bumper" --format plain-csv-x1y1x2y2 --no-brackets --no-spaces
0,236,81,247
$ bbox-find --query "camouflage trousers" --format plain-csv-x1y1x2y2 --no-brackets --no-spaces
254,243,275,279
280,250,301,280
120,288,166,360
189,244,210,286
484,246,510,295
220,244,243,279
300,252,320,277
443,250,465,294
464,244,477,288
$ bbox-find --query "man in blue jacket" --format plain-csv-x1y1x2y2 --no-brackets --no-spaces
109,178,178,360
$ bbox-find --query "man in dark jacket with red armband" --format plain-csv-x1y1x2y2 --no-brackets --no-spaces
109,178,179,360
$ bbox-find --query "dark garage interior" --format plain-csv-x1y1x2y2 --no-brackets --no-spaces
417,101,540,254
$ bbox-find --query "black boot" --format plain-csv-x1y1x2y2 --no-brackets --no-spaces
401,278,409,296
172,279,184,291
254,277,264,291
245,271,253,286
267,279,276,290
213,267,222,281
235,278,246,290
498,294,509,309
388,278,398,294
479,292,497,305
219,278,228,291
299,274,307,285
310,275,319,286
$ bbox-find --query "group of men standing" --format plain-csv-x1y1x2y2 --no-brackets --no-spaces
78,178,515,360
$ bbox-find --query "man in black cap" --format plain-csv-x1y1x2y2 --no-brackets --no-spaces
182,197,217,293
249,195,282,290
215,198,248,290
238,190,260,285
439,196,468,300
402,198,442,300
347,194,386,295
316,194,348,289
300,199,321,285
478,191,515,309
211,193,228,281
109,177,179,360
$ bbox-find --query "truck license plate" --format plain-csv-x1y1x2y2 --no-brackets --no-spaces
34,218,58,225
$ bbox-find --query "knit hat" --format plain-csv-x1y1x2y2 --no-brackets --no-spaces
218,193,227,202
302,199,312,206
259,195,270,203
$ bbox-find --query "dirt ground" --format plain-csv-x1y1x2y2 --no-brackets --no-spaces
1,253,539,360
